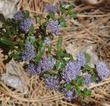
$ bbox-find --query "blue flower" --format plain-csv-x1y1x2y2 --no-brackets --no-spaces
44,4,57,13
62,88,76,101
77,52,86,66
65,90,74,101
44,75,60,89
37,56,56,73
46,20,60,35
96,61,110,80
14,11,24,21
62,61,81,82
20,18,33,33
27,63,36,74
83,73,92,85
22,41,36,61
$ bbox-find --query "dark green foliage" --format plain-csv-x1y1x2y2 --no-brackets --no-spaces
34,41,45,63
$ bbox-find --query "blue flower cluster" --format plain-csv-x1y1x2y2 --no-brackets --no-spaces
44,75,60,89
22,41,36,61
96,61,110,80
14,11,33,33
61,87,76,101
27,63,36,74
14,11,24,21
46,20,60,35
65,89,75,101
62,61,81,82
20,18,33,33
37,56,56,72
83,73,92,85
77,52,86,66
3,3,110,102
27,56,56,74
44,4,57,13
62,53,86,83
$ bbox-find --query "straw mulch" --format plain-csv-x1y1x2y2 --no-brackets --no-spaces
0,0,110,106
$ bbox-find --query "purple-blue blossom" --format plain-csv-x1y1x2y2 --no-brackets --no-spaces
14,11,24,21
27,63,43,75
20,18,33,33
37,56,56,72
27,63,36,74
44,4,57,13
62,61,81,82
83,73,92,85
77,52,86,66
62,88,76,101
46,20,60,35
96,61,110,80
22,41,36,61
65,90,74,101
44,75,60,89
65,90,73,101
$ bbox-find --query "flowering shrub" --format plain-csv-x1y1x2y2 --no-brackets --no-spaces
0,1,110,102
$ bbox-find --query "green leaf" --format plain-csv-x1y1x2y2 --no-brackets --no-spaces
56,37,63,58
43,71,58,77
82,64,92,72
35,42,45,63
0,38,15,46
46,12,55,20
23,10,30,18
65,83,72,90
68,11,77,18
35,15,41,24
83,88,91,97
28,26,35,34
91,72,97,82
58,17,67,27
48,45,52,54
75,76,84,86
75,87,82,96
56,60,65,70
63,57,70,61
84,53,91,63
27,35,36,44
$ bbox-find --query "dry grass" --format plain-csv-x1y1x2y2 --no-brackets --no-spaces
0,0,110,106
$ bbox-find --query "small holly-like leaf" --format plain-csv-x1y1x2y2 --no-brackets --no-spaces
65,83,72,90
75,76,84,86
82,88,91,97
75,87,82,96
